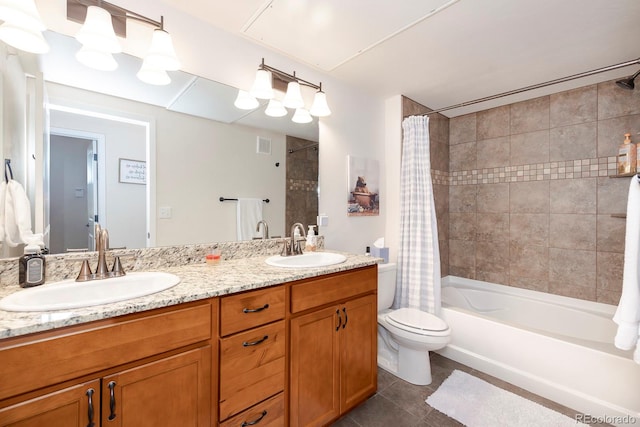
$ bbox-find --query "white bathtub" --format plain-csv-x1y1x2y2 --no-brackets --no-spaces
438,276,640,426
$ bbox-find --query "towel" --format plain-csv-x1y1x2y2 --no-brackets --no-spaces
613,178,640,363
236,198,263,241
0,180,6,246
3,178,43,248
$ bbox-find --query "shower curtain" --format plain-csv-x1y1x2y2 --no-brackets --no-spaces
394,115,441,315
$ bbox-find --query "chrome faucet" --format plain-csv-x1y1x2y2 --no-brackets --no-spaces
256,220,269,239
76,224,126,281
281,223,306,256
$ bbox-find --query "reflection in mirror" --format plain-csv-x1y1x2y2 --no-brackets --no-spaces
0,31,319,257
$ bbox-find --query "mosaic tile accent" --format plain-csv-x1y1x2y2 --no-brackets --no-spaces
432,156,619,186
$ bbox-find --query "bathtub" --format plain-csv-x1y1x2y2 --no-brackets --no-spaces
438,276,640,426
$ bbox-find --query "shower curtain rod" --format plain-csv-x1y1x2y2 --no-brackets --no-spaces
422,57,640,116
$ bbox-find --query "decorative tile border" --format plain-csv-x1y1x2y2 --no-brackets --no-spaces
432,157,619,186
288,178,318,192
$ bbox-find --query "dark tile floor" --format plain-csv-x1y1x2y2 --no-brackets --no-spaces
331,353,611,427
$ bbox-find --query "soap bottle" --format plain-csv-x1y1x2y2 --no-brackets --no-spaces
618,133,636,174
305,225,317,252
19,244,45,288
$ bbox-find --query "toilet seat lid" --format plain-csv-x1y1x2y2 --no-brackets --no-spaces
387,308,448,332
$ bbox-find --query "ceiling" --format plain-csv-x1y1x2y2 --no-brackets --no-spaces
161,0,640,117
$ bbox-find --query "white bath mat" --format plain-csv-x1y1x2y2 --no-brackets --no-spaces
426,370,586,426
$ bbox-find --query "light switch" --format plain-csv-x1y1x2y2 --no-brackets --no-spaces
317,214,328,227
159,206,172,219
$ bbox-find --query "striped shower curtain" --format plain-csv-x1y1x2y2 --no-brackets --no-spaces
394,115,441,315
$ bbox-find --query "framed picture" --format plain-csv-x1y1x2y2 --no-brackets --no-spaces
119,158,146,184
347,155,380,216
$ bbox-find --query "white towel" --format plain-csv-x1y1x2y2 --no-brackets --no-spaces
236,198,263,241
3,178,43,248
613,178,640,363
0,181,6,246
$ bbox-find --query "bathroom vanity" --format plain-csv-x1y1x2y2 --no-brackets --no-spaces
0,253,378,427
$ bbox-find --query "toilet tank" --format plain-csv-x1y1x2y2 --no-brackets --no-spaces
377,263,397,311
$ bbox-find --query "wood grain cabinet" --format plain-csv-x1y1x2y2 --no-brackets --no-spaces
218,285,286,427
0,301,214,427
289,267,377,427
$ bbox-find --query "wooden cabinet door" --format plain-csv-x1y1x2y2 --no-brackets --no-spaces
289,306,340,427
0,379,100,427
339,294,377,413
101,346,211,427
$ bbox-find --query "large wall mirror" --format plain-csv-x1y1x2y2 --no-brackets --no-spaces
1,31,319,257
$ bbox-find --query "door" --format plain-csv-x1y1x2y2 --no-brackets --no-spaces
290,306,340,427
340,294,378,413
101,346,211,427
86,141,98,251
0,379,100,427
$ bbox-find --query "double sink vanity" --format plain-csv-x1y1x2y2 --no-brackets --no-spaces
0,242,379,427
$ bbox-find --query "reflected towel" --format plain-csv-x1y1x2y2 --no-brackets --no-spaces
0,181,5,245
236,198,263,241
613,178,640,363
4,178,43,247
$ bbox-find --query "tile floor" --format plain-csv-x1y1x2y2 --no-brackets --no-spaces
331,353,611,427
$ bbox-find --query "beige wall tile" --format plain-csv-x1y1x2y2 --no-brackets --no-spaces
477,136,510,169
431,138,450,172
449,114,476,145
510,130,550,165
596,215,625,253
548,282,596,301
449,141,476,171
549,122,597,162
477,183,509,213
476,213,509,242
510,181,550,213
596,114,640,158
476,270,509,285
509,242,548,281
509,276,548,293
477,105,510,140
449,185,477,213
449,239,475,270
476,241,509,274
511,96,550,134
510,213,549,245
596,177,629,215
449,266,475,279
550,178,596,214
549,214,596,251
549,248,596,290
596,251,623,295
449,212,476,241
597,80,640,120
549,84,597,128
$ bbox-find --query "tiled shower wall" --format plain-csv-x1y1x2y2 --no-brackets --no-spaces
285,136,319,234
448,80,640,304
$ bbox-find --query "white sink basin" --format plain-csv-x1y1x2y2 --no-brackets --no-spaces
0,272,180,312
265,252,347,268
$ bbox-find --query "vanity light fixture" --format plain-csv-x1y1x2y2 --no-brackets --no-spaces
239,58,331,121
0,0,50,54
68,0,180,84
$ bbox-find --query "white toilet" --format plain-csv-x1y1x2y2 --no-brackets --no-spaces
377,263,451,385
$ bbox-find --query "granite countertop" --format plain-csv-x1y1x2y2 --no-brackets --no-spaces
0,251,379,339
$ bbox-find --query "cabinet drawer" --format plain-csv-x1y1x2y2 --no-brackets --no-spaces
0,301,212,401
290,266,376,313
219,321,285,420
220,286,285,336
220,392,285,427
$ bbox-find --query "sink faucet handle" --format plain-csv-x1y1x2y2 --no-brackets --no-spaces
76,258,93,282
281,239,292,256
111,256,126,277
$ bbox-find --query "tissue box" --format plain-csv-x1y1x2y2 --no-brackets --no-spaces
371,247,389,263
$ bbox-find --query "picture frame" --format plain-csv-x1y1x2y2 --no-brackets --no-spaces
347,155,380,216
118,158,146,185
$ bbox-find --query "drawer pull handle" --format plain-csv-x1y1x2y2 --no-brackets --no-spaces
108,381,117,421
243,303,269,313
86,388,95,427
342,307,348,329
243,335,269,347
241,410,268,426
336,309,342,331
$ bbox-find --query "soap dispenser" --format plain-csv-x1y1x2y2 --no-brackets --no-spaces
618,133,636,174
305,225,317,252
19,243,45,288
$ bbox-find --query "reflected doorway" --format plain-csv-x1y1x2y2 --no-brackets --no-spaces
49,129,105,253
